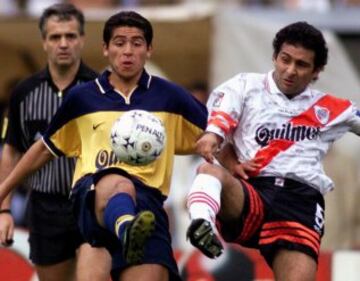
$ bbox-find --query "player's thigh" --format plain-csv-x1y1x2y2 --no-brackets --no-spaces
119,264,169,281
35,259,76,281
272,249,317,281
197,162,245,220
76,243,111,281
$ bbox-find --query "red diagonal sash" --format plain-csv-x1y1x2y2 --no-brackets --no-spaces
251,94,351,176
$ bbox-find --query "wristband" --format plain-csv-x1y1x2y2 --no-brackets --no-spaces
0,209,11,214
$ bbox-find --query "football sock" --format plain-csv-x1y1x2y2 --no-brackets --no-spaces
104,193,136,239
187,173,222,228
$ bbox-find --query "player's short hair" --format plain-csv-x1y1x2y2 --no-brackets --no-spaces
103,11,153,47
273,21,328,70
39,3,85,39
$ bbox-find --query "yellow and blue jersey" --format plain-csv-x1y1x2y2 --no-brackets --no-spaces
42,70,207,196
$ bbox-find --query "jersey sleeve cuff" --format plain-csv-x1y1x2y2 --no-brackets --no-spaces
41,137,64,158
206,124,225,140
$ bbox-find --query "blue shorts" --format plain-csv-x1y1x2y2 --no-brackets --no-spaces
217,176,324,266
70,168,181,281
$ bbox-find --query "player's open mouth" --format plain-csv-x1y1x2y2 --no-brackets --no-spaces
283,79,294,86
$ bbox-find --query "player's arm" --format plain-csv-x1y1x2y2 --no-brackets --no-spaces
0,139,53,205
0,144,22,208
216,143,262,180
201,76,246,163
0,144,22,246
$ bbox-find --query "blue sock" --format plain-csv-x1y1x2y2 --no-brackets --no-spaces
103,193,136,239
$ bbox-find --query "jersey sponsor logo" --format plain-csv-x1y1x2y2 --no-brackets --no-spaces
95,149,120,169
255,123,320,147
356,110,360,117
93,122,105,130
314,105,330,125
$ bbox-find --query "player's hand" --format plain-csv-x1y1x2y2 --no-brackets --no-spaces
0,212,14,247
195,132,223,163
232,157,263,180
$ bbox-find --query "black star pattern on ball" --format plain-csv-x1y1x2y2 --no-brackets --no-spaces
123,137,135,150
111,132,118,145
151,150,161,158
131,111,143,119
130,154,144,164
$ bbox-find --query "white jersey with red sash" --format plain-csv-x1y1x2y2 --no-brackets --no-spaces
206,71,360,195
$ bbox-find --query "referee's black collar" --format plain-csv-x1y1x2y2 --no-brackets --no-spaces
38,61,95,82
96,68,152,94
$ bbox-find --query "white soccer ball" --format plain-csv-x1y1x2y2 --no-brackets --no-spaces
110,110,166,166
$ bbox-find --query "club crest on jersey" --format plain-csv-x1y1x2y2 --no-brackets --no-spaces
314,105,329,125
212,92,224,108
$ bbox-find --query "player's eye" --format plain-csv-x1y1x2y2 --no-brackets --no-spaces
66,33,78,40
113,40,125,46
296,61,311,69
132,39,145,47
49,34,61,41
280,55,290,64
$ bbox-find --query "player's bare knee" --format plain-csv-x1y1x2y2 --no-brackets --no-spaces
196,162,210,173
111,177,136,198
196,162,224,179
96,174,135,200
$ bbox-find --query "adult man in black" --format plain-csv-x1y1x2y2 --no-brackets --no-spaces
0,3,111,281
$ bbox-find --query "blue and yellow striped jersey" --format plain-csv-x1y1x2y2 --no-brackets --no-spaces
42,70,207,196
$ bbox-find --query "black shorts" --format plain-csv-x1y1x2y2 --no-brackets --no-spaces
216,177,325,266
27,190,84,265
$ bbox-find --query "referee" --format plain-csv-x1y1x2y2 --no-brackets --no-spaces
0,3,110,281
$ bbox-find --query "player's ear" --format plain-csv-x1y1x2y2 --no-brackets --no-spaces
79,35,85,50
311,66,323,82
103,42,109,57
42,37,48,52
146,44,153,59
272,52,277,64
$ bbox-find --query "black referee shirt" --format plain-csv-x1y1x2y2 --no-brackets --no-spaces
5,63,97,195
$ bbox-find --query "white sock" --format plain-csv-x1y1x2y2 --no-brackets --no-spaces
187,173,222,228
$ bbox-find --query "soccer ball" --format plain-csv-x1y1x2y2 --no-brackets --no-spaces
110,110,166,166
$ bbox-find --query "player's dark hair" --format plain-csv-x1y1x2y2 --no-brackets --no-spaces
103,11,153,46
39,3,85,39
273,21,328,70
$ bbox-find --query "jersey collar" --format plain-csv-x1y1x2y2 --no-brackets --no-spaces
38,61,95,94
96,68,152,94
39,61,94,81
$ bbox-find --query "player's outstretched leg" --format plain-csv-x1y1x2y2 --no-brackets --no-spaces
122,210,156,264
186,218,223,259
